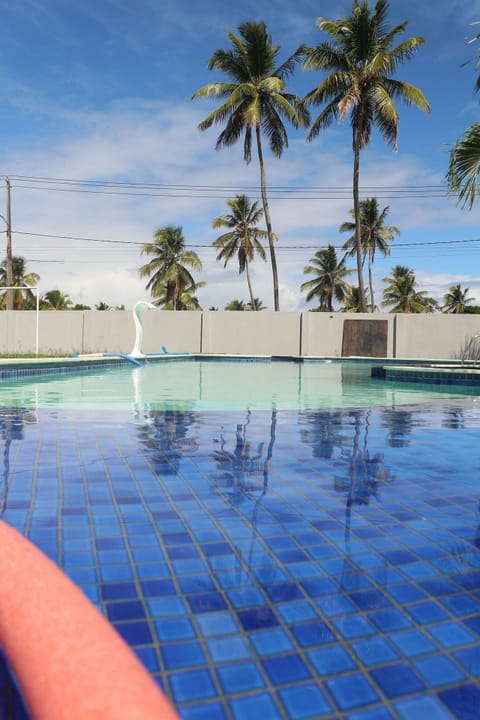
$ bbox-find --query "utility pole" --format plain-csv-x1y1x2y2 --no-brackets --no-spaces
5,177,13,311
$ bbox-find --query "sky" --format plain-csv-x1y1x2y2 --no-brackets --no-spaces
1,0,480,311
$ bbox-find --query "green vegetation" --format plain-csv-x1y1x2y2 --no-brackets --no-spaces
193,20,308,311
301,245,353,312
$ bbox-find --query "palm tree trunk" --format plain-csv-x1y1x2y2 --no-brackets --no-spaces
368,247,375,312
245,258,256,309
352,138,367,313
256,126,280,311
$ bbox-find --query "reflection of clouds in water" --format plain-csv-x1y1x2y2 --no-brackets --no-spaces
0,407,37,517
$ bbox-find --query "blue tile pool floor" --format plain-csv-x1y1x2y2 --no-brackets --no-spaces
1,400,480,719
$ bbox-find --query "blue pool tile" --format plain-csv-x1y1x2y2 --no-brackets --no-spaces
169,668,217,703
389,629,436,657
264,582,304,602
216,662,265,694
439,683,480,720
428,621,476,649
154,617,196,641
263,654,312,684
307,645,356,675
413,654,466,687
207,636,251,663
300,577,338,596
229,692,281,720
227,587,265,608
250,627,294,656
277,600,318,624
315,594,357,617
350,589,391,611
278,683,333,719
463,614,480,636
419,577,461,595
326,672,379,711
351,637,398,666
116,620,153,645
394,695,453,720
370,663,424,699
141,578,176,596
237,606,279,631
369,608,412,632
180,701,227,720
135,645,159,672
161,641,206,670
346,708,394,720
147,596,187,617
291,620,335,648
381,550,418,565
406,600,448,624
106,600,146,622
100,581,137,600
385,583,426,603
196,611,238,637
453,646,480,676
441,594,480,617
452,571,480,591
188,592,227,614
332,613,376,639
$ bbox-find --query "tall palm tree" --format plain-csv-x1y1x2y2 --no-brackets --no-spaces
193,21,309,311
152,278,205,311
341,285,370,312
340,198,399,312
212,195,268,309
442,284,474,314
41,289,72,311
246,298,267,311
225,299,246,311
303,0,429,312
139,226,202,311
301,245,353,311
0,257,39,310
381,265,438,313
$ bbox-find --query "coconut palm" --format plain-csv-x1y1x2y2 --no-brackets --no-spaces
341,285,370,312
303,0,429,312
340,198,399,312
225,299,246,311
140,226,202,311
246,298,267,311
0,257,39,310
381,265,438,313
41,289,72,311
212,195,268,309
442,284,474,314
193,21,309,311
301,245,353,311
152,278,205,311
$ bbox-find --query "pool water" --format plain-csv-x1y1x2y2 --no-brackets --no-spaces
1,361,480,719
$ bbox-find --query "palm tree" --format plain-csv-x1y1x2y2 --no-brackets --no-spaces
303,0,429,312
341,285,369,312
193,21,309,311
246,298,267,311
212,195,268,309
442,284,474,314
301,245,353,311
139,226,202,311
340,198,399,312
41,289,72,310
381,265,438,313
0,257,39,310
225,299,246,311
152,278,205,311
95,301,110,311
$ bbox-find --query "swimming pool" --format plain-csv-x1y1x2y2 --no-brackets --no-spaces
1,359,480,719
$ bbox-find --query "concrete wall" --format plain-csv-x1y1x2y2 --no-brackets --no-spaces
1,309,480,359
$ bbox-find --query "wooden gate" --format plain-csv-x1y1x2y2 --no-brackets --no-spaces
341,319,388,357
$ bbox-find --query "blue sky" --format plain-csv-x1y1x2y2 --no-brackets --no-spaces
1,0,480,310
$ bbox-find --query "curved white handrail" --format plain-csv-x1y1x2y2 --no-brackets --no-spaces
130,301,156,358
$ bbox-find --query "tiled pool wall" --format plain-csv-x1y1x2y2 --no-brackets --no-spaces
1,401,480,718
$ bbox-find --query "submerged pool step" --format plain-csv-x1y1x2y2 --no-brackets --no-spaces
373,364,480,386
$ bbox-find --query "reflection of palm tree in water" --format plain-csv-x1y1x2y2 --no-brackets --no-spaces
337,410,393,552
212,410,276,500
0,408,35,516
137,410,198,475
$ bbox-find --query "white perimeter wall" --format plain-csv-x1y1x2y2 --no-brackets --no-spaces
0,310,479,360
